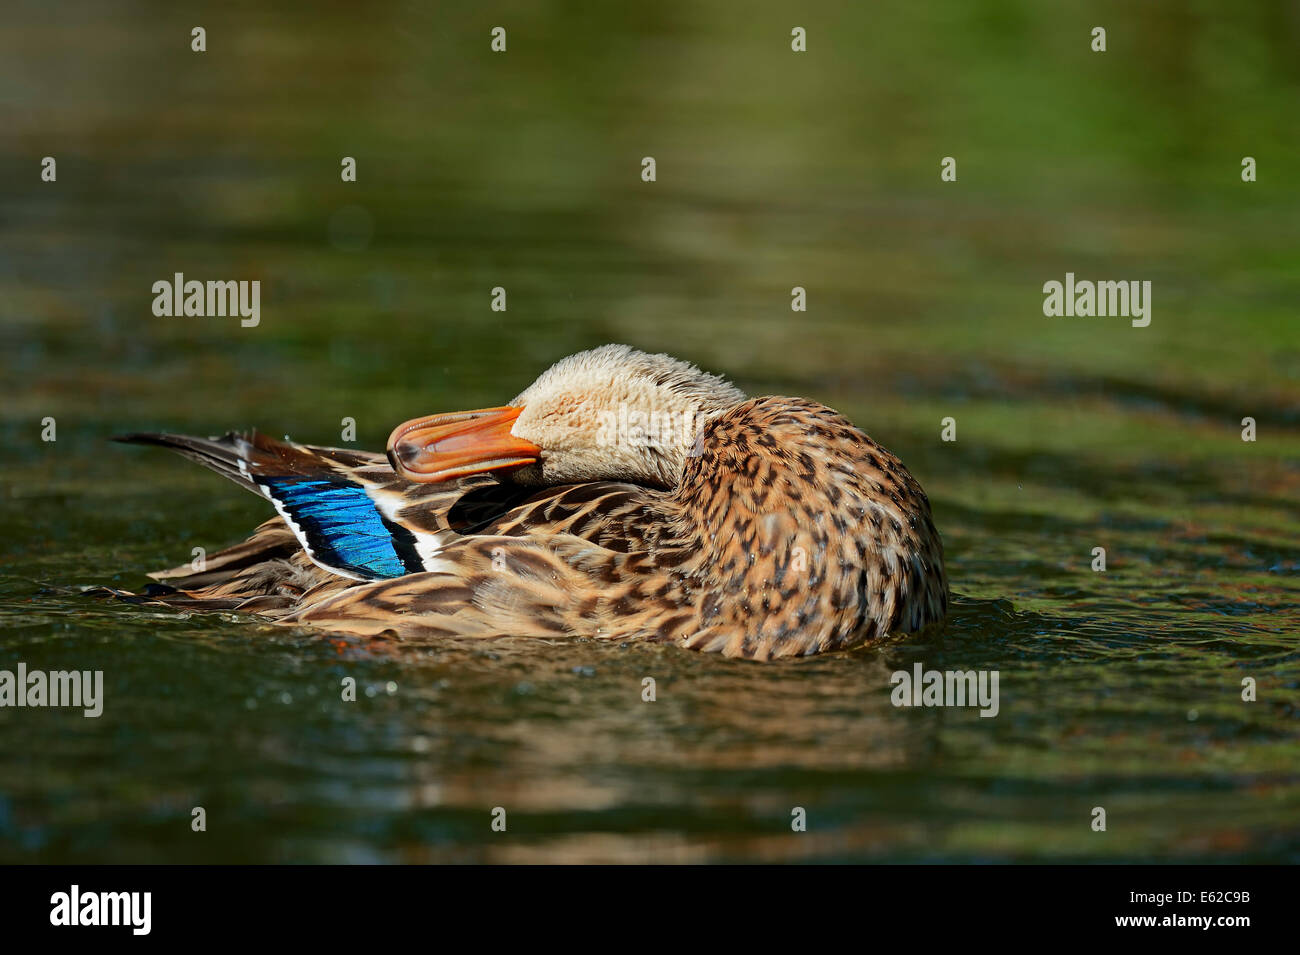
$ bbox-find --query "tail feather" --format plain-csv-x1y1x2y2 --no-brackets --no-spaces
113,431,267,494
113,431,381,490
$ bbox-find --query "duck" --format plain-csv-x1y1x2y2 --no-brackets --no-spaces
107,344,948,660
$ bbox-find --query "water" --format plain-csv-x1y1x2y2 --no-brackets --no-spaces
1,0,1298,862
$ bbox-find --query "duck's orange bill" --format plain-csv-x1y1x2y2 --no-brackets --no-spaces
386,406,541,483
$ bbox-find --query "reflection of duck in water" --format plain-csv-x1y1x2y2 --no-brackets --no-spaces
111,345,947,659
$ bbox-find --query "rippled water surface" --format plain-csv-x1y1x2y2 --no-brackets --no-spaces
2,1,1298,862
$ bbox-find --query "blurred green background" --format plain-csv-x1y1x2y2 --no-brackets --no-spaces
0,0,1297,862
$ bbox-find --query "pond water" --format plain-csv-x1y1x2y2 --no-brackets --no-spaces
1,1,1297,862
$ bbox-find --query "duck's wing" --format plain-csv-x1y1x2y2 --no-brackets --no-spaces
127,516,347,613
284,485,686,643
448,480,664,547
283,533,633,640
148,516,298,584
111,433,664,620
115,431,494,583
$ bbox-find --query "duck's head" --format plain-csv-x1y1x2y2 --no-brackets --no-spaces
387,344,746,489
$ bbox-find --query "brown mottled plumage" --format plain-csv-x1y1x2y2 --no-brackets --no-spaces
106,345,947,660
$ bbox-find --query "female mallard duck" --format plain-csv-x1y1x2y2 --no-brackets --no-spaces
111,344,947,660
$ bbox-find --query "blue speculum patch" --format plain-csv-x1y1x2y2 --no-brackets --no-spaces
258,478,420,580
